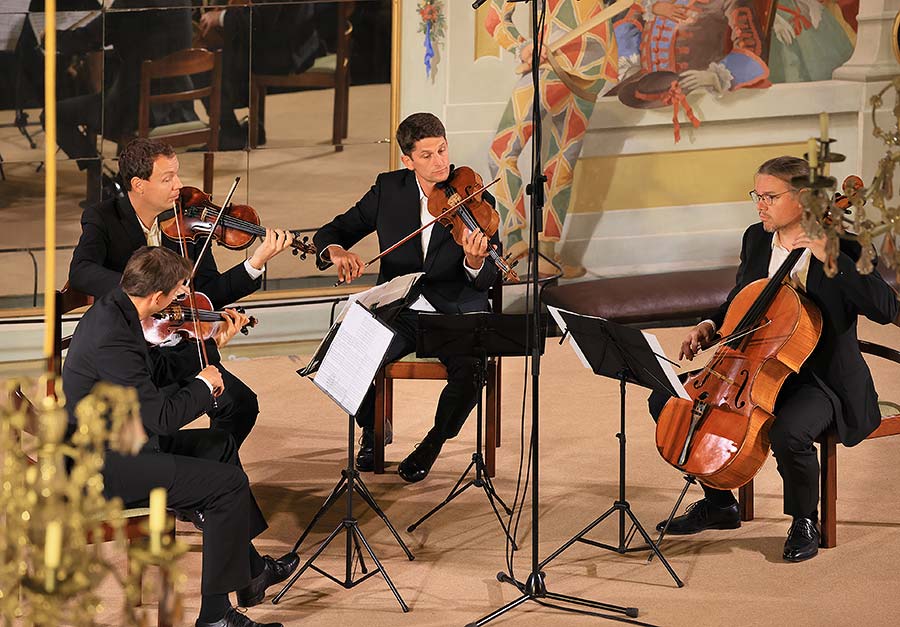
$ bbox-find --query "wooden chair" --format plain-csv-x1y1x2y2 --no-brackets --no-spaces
372,276,504,477
737,339,900,548
48,284,94,376
248,2,352,150
132,48,223,193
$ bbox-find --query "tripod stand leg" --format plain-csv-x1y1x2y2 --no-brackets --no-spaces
538,503,617,569
273,519,345,604
649,474,695,564
351,523,410,611
623,508,684,588
352,478,415,560
290,474,348,554
482,472,512,515
407,480,475,532
479,480,518,550
351,530,369,574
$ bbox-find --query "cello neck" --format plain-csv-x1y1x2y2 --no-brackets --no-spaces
730,247,805,346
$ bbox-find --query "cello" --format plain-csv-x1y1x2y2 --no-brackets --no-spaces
655,247,823,490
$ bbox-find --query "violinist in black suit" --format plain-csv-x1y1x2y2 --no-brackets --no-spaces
313,112,500,483
69,137,293,448
650,156,899,562
63,246,298,627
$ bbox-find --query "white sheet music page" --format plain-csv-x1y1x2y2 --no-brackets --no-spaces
641,331,690,400
338,272,424,319
546,305,592,369
313,302,395,416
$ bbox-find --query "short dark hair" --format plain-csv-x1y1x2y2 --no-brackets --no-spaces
118,138,176,190
396,112,446,156
120,246,191,297
756,156,809,188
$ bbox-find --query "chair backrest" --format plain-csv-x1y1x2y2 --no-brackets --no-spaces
138,48,222,150
50,284,94,376
859,338,900,437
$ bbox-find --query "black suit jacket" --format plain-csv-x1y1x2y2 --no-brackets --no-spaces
69,193,260,309
313,168,501,314
711,223,899,446
63,287,213,441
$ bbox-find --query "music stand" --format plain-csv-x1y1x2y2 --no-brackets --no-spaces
405,313,544,547
273,304,415,611
537,311,683,587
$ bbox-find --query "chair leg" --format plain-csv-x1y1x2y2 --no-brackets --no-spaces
485,360,498,477
820,432,838,548
374,371,386,474
494,358,502,447
202,152,214,194
738,479,754,522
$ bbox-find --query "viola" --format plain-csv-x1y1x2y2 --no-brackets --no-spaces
428,166,519,282
142,291,257,345
160,186,316,260
654,249,823,490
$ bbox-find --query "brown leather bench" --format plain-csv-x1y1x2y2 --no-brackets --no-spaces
541,267,900,548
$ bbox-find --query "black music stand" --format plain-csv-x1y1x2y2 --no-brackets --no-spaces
405,313,543,547
539,312,684,587
273,304,415,611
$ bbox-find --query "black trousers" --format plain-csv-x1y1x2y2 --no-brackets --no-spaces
354,308,480,441
102,428,268,595
648,373,835,520
157,341,259,449
54,93,102,170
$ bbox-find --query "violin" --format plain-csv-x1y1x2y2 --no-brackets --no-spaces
429,166,519,282
331,166,517,286
142,291,257,345
160,186,316,260
654,249,823,490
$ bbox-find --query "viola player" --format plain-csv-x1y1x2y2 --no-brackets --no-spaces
648,156,898,562
314,112,500,483
68,138,293,450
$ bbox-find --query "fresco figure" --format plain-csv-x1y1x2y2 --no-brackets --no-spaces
767,0,856,83
485,0,618,277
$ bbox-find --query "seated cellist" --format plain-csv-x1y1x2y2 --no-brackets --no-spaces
648,156,898,562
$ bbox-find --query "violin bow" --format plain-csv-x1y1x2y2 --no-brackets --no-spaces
333,176,500,287
188,176,241,278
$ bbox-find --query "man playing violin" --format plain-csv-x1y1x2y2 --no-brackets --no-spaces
314,112,500,483
650,156,898,562
69,137,293,449
64,246,298,627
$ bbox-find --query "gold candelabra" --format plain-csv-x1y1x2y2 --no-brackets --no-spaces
0,380,186,626
799,84,900,282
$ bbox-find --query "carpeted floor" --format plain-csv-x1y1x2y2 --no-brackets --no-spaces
82,319,900,627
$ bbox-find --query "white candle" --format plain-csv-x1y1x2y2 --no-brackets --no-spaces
808,138,819,169
44,520,62,569
820,112,829,141
149,487,166,555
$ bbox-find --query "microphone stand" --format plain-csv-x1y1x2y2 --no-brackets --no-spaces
468,2,640,624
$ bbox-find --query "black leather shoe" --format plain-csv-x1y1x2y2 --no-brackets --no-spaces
237,553,300,607
175,509,205,531
783,517,819,562
655,498,741,535
236,552,300,608
398,430,445,483
195,606,282,627
356,428,375,472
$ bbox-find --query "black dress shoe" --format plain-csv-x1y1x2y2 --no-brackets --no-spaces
175,509,205,530
195,606,282,627
356,428,375,472
236,552,300,608
655,498,741,535
398,430,445,483
783,517,819,562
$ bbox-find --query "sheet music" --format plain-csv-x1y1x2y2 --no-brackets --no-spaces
312,302,395,416
0,4,28,53
340,272,424,319
29,11,100,39
641,331,690,400
547,305,593,370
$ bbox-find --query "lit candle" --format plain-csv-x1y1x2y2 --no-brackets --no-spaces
149,487,166,555
807,138,818,169
44,520,62,591
819,112,829,141
42,0,58,368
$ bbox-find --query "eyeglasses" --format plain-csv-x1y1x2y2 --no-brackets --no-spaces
749,189,794,206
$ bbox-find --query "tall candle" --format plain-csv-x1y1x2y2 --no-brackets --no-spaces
149,487,166,555
808,138,818,169
820,112,829,141
43,0,57,366
44,520,62,569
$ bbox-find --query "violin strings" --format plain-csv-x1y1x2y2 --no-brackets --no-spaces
188,207,295,240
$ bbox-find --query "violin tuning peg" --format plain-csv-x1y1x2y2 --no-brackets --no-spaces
292,248,299,256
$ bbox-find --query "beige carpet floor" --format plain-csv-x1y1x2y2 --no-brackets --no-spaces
74,319,900,627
